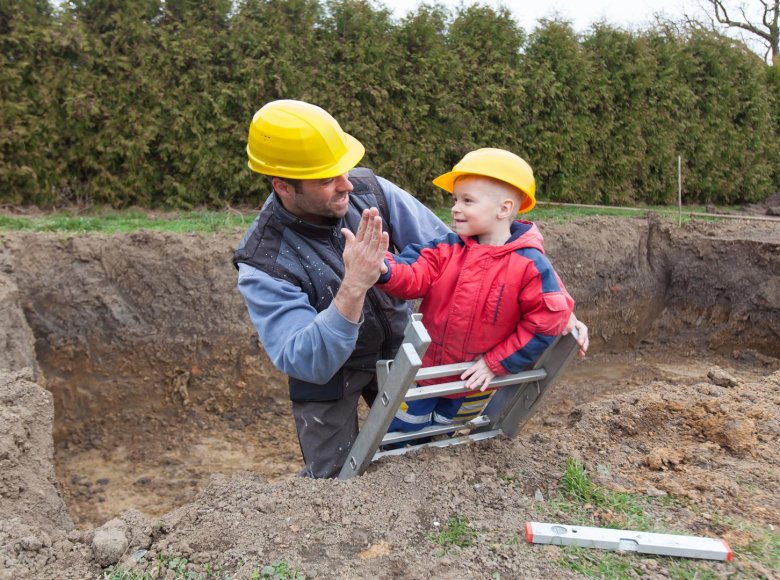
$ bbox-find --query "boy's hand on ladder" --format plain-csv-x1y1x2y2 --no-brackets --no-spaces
461,357,495,392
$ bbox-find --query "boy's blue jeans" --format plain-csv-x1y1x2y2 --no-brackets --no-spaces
388,391,493,432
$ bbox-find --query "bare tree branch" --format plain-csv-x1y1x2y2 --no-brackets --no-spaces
701,0,779,64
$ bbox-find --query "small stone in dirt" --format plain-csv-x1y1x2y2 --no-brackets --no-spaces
96,478,110,485
708,368,737,388
645,447,685,470
534,489,545,502
645,486,667,497
404,473,416,483
19,535,45,552
92,518,129,567
720,418,757,454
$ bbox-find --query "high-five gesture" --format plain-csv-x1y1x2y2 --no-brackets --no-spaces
334,208,389,322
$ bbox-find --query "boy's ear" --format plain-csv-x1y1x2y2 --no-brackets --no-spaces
498,198,516,219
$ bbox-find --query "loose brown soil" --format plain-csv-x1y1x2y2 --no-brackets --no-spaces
1,214,778,579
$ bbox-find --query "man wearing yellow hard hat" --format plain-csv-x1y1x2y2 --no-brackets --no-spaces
234,100,450,477
233,100,588,478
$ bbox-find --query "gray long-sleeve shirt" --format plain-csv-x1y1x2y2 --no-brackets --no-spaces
237,175,450,384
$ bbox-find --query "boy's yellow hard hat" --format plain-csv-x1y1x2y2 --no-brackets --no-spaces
433,148,536,213
246,100,365,179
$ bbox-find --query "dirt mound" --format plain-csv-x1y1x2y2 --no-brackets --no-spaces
0,215,778,578
0,369,89,579
558,370,779,520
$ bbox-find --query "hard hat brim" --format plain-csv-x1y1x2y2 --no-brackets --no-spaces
431,170,462,194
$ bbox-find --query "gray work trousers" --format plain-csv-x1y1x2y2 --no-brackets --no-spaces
292,369,377,478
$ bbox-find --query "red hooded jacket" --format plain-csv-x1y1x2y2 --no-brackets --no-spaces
377,220,574,392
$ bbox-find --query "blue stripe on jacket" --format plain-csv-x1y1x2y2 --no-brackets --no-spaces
393,232,464,266
500,333,557,373
513,248,562,293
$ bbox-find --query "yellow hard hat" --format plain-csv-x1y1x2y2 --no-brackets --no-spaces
246,100,365,179
433,148,537,214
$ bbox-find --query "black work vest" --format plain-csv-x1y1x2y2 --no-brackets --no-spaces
233,168,407,401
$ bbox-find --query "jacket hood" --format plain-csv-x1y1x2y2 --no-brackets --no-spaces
463,220,544,256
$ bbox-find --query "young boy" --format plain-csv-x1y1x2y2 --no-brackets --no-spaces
376,148,575,431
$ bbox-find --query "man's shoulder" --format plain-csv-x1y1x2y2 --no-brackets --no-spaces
349,168,407,198
233,202,283,266
348,168,396,206
348,167,380,191
348,166,376,180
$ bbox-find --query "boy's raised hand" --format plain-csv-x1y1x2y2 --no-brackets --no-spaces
461,357,495,392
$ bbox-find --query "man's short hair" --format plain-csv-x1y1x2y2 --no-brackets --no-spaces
270,176,303,194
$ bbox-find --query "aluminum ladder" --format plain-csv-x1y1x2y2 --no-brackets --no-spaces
338,313,580,479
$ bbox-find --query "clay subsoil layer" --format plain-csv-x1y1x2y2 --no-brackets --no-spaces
1,214,778,579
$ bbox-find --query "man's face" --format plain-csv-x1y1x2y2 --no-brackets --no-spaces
274,173,353,224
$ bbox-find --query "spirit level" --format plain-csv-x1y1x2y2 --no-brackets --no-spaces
525,522,732,561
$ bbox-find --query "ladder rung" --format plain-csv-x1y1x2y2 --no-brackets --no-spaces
373,429,504,459
381,415,491,445
405,368,547,400
414,362,473,380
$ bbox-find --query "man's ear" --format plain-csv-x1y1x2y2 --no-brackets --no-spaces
272,177,293,199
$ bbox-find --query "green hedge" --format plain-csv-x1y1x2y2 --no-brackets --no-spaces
1,0,778,208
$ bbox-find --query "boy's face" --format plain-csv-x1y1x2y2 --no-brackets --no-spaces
450,175,520,238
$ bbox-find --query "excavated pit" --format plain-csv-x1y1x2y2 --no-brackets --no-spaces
1,215,779,534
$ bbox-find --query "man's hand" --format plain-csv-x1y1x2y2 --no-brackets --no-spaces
563,313,589,359
341,207,388,290
335,208,389,322
461,357,495,392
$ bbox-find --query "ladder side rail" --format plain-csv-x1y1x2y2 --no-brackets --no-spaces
376,313,429,388
490,332,580,437
337,342,423,479
338,314,431,479
405,312,430,358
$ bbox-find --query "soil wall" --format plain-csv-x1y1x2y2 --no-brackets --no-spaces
0,215,778,579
